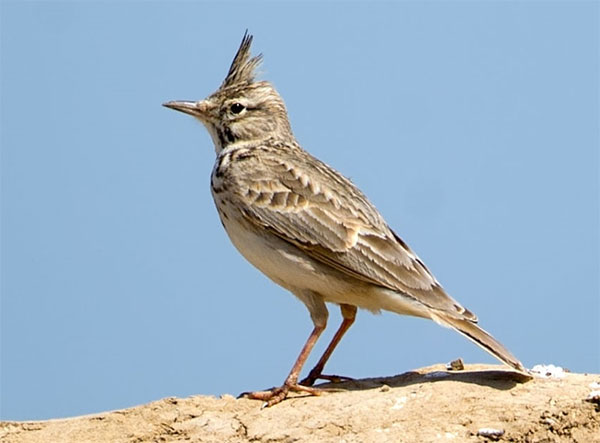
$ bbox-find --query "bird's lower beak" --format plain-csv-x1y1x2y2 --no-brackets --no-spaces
163,100,201,116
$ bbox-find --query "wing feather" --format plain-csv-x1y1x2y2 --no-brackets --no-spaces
222,146,476,320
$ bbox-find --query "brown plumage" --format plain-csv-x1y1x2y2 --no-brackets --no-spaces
164,32,526,407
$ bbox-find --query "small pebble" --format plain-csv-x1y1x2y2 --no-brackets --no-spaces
477,428,505,439
447,358,465,371
585,390,600,404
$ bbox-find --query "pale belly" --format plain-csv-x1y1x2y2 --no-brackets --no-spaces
218,203,345,296
212,196,430,319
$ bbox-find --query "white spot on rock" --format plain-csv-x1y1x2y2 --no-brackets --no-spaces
477,428,505,438
391,396,407,410
530,364,567,379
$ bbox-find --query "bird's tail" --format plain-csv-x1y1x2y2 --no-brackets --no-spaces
431,312,526,372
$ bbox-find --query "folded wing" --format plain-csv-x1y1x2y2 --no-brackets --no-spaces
228,147,477,321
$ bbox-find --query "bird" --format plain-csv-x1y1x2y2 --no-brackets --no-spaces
163,32,526,407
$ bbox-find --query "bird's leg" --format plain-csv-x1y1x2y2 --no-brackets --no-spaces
300,304,357,386
242,323,326,407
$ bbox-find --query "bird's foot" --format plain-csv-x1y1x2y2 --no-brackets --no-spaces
300,371,354,387
239,382,325,407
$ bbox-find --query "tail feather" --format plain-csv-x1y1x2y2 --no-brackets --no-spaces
431,312,526,372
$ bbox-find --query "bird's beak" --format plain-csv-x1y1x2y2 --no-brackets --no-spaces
163,100,201,116
163,100,215,120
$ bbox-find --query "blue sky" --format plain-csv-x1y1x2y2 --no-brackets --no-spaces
1,1,598,421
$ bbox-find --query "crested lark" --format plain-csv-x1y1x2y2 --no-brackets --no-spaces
164,32,526,407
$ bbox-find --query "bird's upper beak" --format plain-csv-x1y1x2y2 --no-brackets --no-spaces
163,100,215,120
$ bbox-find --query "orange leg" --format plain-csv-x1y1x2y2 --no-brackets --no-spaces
300,304,357,386
242,323,326,407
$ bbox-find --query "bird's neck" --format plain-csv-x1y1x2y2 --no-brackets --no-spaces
215,132,299,155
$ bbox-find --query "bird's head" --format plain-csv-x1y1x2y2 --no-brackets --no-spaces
164,32,292,154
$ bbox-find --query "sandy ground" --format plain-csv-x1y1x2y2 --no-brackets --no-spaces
2,364,599,442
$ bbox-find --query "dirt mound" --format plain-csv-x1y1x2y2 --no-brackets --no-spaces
2,364,599,442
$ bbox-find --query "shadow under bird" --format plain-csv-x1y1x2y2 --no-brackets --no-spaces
163,32,526,407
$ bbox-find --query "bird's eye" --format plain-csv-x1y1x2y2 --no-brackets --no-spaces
230,103,245,114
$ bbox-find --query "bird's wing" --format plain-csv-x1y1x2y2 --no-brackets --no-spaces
226,147,475,320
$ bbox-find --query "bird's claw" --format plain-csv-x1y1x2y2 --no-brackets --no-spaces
240,382,324,407
300,372,354,387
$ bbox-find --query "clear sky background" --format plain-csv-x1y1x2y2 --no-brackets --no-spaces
1,1,598,421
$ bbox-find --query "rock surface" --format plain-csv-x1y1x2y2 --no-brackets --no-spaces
2,364,599,442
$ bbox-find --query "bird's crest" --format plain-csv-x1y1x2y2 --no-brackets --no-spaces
220,31,263,89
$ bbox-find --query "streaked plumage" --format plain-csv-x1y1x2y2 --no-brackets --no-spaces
164,32,526,406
